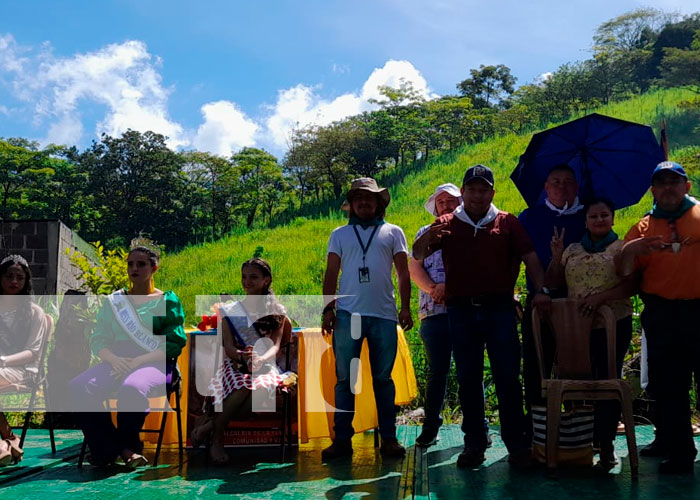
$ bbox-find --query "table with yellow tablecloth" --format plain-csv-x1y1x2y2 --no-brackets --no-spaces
298,327,417,443
146,326,417,446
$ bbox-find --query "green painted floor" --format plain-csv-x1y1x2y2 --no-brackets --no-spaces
1,426,699,499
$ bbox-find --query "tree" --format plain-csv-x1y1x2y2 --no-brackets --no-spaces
660,29,700,94
0,138,55,221
540,63,592,121
592,9,675,93
182,151,238,239
457,65,516,109
593,8,673,52
232,148,286,228
76,130,190,248
424,96,475,150
369,80,427,168
649,14,700,82
283,127,317,209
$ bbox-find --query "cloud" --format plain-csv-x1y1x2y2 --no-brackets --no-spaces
46,114,83,145
1,34,435,156
0,34,27,75
331,63,350,75
192,100,259,156
264,60,434,150
535,72,553,85
0,37,186,147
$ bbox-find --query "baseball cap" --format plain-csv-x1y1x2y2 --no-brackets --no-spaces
651,161,687,181
462,164,494,187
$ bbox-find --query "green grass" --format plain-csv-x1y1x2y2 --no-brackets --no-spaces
156,87,700,415
159,87,700,321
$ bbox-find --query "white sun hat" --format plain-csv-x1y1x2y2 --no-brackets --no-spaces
424,183,462,216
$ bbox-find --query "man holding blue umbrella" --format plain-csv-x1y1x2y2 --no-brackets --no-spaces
511,113,666,415
518,165,586,411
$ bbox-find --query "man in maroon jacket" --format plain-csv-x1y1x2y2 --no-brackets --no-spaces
414,164,550,469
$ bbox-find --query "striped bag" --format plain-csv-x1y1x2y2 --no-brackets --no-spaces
532,404,594,465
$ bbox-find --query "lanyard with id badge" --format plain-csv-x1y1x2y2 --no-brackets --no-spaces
353,224,379,283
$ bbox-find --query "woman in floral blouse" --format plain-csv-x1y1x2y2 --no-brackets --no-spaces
546,197,636,471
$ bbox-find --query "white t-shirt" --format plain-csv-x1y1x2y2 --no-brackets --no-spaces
327,222,408,321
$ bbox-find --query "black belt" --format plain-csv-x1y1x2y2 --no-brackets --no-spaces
640,292,700,307
447,294,513,307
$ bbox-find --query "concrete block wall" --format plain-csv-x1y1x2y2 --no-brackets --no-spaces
1,220,51,293
1,220,92,294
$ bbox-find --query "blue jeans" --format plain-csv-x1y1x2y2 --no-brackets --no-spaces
448,302,529,452
421,314,489,436
420,314,452,431
333,310,398,441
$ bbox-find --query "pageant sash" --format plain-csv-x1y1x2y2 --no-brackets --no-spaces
108,290,162,352
218,300,261,347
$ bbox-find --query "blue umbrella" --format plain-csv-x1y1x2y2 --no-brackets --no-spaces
511,113,666,209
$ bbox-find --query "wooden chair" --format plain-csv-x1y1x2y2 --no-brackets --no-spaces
0,313,56,453
209,319,299,462
532,298,638,478
77,366,184,467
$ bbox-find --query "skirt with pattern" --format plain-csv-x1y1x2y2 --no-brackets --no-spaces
208,357,294,405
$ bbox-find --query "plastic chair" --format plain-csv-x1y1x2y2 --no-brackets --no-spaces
0,313,56,453
77,368,184,467
532,298,638,478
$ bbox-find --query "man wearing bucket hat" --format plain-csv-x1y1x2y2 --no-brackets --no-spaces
409,183,470,447
414,165,550,469
321,177,413,460
618,161,700,474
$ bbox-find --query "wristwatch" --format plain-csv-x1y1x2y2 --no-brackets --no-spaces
0,355,6,368
539,287,551,296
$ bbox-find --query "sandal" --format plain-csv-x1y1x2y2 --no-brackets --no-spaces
5,435,24,463
0,441,11,467
191,416,215,449
208,442,229,465
125,453,148,469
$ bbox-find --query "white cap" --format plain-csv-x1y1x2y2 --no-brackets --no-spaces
424,183,462,216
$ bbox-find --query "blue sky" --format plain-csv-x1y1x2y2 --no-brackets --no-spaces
1,0,698,156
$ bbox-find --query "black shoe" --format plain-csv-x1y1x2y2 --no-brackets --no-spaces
640,439,668,458
321,440,353,461
457,447,485,468
508,448,536,469
595,445,619,472
416,428,439,447
380,437,406,458
659,458,695,474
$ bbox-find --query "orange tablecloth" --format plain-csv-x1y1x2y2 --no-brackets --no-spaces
150,326,417,445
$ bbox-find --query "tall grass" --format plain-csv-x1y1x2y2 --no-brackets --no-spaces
160,87,699,323
157,88,699,413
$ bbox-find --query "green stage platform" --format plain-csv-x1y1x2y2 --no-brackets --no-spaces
1,425,698,499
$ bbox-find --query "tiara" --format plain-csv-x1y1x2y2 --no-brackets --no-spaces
1,254,29,267
129,235,161,258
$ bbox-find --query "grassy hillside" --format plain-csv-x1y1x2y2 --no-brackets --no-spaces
159,87,700,323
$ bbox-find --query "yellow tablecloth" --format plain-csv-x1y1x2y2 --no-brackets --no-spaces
297,327,417,443
149,326,417,445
